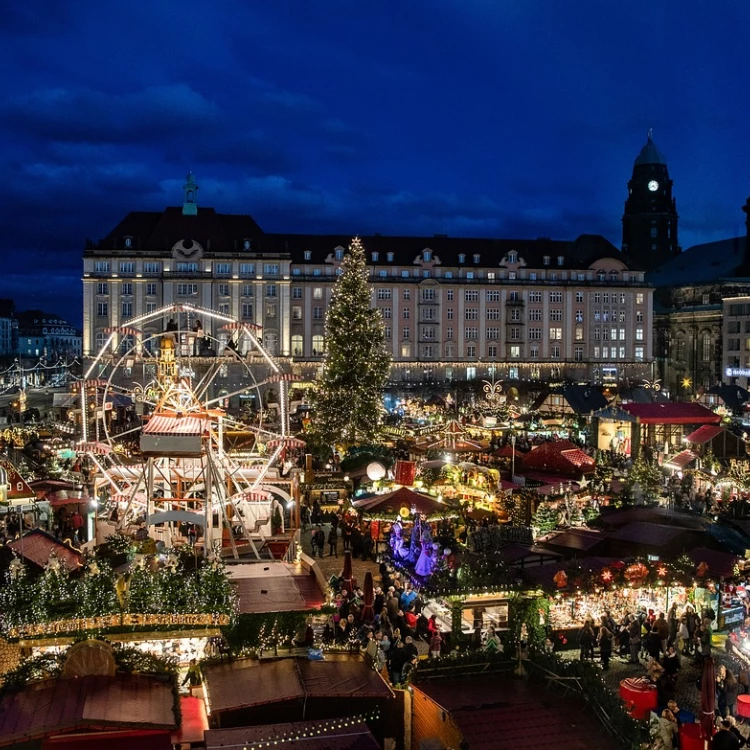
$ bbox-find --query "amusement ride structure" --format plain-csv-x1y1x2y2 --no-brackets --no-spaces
78,303,304,559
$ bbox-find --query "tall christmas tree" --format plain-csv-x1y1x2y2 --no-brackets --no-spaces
532,501,559,537
311,237,391,445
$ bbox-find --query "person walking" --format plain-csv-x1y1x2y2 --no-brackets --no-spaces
328,526,338,557
725,668,739,718
315,527,325,557
598,622,613,670
429,628,442,659
628,615,642,664
579,620,595,661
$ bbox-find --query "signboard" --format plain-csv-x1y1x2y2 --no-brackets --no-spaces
394,460,417,487
726,367,750,378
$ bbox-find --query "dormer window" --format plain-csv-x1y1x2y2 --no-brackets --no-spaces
372,252,379,261
473,254,480,264
597,270,606,281
387,252,394,262
335,248,344,260
609,271,618,281
557,256,564,266
243,239,251,250
543,256,550,266
508,251,517,264
423,250,432,262
458,254,466,264
304,250,312,261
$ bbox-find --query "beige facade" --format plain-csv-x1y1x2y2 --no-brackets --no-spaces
84,239,653,385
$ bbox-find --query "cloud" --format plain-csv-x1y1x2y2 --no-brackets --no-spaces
2,84,220,144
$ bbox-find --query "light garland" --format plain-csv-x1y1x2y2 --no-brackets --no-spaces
247,711,381,748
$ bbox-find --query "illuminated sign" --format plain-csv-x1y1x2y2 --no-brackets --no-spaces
725,367,750,378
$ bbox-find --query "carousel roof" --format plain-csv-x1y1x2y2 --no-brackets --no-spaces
420,421,485,452
352,486,455,515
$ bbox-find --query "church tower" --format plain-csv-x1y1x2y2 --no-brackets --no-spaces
622,131,679,271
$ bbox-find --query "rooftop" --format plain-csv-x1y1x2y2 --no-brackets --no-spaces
205,718,380,750
413,676,619,750
0,674,177,748
202,656,393,716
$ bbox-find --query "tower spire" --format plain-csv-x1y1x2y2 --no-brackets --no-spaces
182,171,198,216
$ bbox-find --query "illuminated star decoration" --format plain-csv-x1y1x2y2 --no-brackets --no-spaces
657,566,668,577
681,377,692,389
601,568,613,583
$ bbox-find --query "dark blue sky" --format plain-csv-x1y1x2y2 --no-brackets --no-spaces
2,1,749,326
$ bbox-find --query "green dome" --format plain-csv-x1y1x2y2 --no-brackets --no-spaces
634,133,667,166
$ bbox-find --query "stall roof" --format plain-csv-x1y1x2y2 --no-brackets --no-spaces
226,562,325,614
592,405,639,422
493,543,562,564
413,677,619,750
521,557,622,589
205,718,380,750
202,656,393,716
0,674,177,747
620,402,721,425
607,522,688,546
352,486,456,516
687,547,739,579
685,425,726,445
9,529,83,571
665,450,699,469
541,528,604,553
521,440,595,476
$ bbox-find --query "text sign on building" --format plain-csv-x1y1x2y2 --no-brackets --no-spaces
726,367,750,378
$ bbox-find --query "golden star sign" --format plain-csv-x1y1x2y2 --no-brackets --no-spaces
681,377,692,389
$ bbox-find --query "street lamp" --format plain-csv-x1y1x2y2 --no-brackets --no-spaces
511,432,517,482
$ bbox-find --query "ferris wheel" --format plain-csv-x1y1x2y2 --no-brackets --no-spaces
78,303,304,559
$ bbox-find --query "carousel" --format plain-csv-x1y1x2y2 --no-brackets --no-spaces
79,303,303,559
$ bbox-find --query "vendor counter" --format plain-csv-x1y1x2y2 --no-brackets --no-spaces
424,594,509,635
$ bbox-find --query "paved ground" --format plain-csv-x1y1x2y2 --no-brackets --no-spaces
299,524,382,589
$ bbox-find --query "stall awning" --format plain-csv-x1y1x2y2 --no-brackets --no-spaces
685,425,725,445
665,450,699,469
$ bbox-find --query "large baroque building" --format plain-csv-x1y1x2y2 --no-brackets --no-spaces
83,173,654,385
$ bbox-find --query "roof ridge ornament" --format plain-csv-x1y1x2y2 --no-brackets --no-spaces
647,127,653,141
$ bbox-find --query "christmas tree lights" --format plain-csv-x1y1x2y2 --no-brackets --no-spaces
310,237,391,445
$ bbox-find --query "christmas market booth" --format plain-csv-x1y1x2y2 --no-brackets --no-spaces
521,555,734,647
0,543,237,673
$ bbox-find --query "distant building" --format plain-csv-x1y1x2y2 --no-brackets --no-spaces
83,172,654,385
16,311,82,359
0,299,18,357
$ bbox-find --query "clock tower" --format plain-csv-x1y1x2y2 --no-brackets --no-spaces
621,131,680,271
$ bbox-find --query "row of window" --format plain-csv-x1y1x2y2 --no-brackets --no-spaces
93,261,278,276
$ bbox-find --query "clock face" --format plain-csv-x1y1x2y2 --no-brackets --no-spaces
648,180,659,192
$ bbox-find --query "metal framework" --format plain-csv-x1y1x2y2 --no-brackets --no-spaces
79,303,303,559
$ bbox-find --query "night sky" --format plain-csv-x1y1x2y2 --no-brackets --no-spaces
2,1,750,327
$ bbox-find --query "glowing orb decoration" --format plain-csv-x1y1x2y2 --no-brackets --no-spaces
366,461,387,481
399,506,410,518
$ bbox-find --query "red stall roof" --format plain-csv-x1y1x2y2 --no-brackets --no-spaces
621,402,721,425
8,529,83,571
685,424,725,445
352,486,456,516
